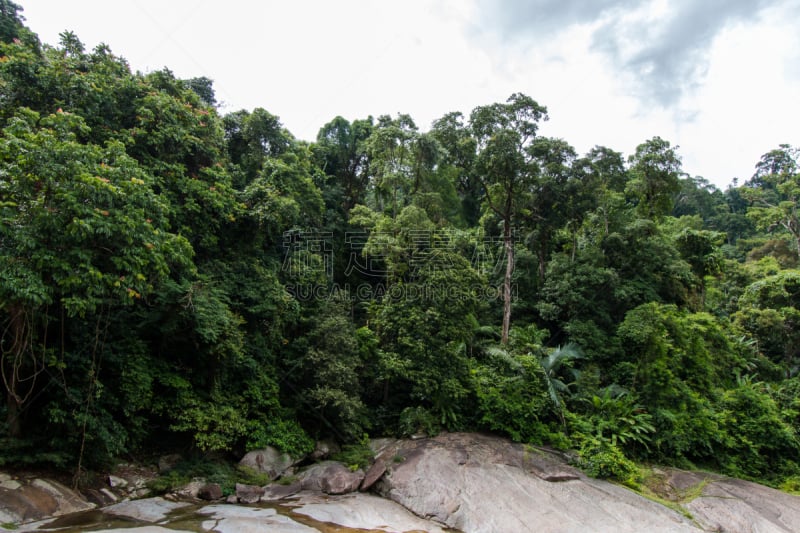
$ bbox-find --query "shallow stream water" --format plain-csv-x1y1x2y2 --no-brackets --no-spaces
18,499,437,533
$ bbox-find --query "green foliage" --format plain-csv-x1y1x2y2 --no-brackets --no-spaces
471,336,550,442
245,418,314,458
575,435,641,487
716,380,800,480
147,458,270,496
398,406,441,437
569,387,655,454
331,435,374,471
3,15,800,492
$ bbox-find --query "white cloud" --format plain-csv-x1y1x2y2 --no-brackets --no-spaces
19,0,800,188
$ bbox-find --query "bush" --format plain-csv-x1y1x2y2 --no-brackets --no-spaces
246,418,314,458
397,406,440,437
471,355,549,442
331,434,373,471
576,436,640,488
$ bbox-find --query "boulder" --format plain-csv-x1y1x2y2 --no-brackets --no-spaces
0,478,95,525
375,432,698,532
174,479,206,499
197,482,223,501
299,461,364,495
239,447,296,480
261,481,302,501
234,483,265,504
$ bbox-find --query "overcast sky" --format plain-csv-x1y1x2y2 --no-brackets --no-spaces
21,0,800,189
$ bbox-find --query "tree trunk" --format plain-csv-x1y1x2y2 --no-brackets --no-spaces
4,303,29,438
501,217,514,344
6,392,21,438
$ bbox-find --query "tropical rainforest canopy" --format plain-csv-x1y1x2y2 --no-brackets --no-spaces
1,1,799,490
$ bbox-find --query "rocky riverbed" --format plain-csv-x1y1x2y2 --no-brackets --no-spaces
3,432,800,532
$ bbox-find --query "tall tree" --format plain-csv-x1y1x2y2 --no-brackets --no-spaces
626,137,682,220
743,145,800,257
470,93,548,343
0,109,188,437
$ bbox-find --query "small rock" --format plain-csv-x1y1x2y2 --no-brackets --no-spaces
262,481,302,501
84,488,119,506
108,475,128,488
131,487,152,499
0,479,21,490
226,494,238,504
235,483,264,504
198,483,223,501
175,479,206,499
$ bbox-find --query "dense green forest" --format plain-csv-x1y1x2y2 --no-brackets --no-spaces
1,2,799,489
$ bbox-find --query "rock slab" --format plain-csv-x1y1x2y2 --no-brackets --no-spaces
375,433,698,533
0,477,95,525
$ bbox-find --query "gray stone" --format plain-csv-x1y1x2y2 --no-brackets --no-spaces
261,481,302,501
198,504,317,533
376,432,699,533
683,476,800,532
359,457,387,491
0,478,21,490
107,475,127,488
234,483,264,504
197,482,223,501
239,447,296,480
174,479,205,499
300,461,364,495
104,497,190,523
291,491,447,532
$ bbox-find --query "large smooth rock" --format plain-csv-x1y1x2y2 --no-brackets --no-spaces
291,491,447,532
0,478,95,524
239,447,296,480
104,497,190,523
681,474,800,532
299,461,364,495
376,432,698,533
198,504,317,533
